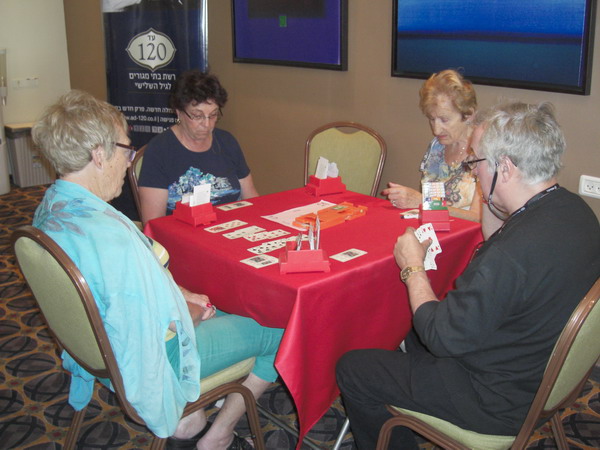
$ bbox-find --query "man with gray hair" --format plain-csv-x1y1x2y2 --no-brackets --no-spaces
337,101,600,449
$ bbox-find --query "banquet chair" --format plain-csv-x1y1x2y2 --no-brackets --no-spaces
127,144,147,220
304,121,387,196
12,225,265,450
375,277,600,450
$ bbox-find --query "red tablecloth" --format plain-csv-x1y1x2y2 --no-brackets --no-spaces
145,188,482,447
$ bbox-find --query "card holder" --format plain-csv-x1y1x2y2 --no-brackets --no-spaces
279,241,330,274
305,175,346,196
419,205,450,232
173,201,217,227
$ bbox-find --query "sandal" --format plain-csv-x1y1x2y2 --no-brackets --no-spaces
166,421,212,450
226,432,255,450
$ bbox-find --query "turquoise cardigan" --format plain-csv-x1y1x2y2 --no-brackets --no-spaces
33,180,200,437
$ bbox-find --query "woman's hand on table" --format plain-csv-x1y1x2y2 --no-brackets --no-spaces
382,182,421,209
179,286,217,325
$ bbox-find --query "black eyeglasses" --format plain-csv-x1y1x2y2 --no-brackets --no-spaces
486,162,504,220
114,142,137,162
461,158,486,171
182,109,222,123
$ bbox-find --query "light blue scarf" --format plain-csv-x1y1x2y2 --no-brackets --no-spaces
33,180,200,437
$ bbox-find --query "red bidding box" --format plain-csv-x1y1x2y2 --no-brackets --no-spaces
305,175,346,196
279,241,331,274
173,201,217,227
419,205,451,232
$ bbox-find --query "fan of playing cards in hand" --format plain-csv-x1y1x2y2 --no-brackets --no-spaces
414,223,442,270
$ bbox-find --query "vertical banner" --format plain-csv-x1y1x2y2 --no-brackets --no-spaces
102,0,207,218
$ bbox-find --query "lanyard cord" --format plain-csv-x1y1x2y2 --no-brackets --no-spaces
489,183,560,240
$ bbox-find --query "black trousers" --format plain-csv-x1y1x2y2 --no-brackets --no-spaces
336,331,509,449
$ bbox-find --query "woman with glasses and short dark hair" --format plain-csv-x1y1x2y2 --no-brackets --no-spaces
138,70,258,224
383,69,482,222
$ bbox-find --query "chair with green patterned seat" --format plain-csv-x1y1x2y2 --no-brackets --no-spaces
12,225,265,450
304,122,387,196
375,277,600,450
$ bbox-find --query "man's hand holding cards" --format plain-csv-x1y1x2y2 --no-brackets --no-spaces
414,223,442,270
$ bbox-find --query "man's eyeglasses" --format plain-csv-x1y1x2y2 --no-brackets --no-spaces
462,158,486,171
182,109,222,123
486,161,507,220
114,142,137,162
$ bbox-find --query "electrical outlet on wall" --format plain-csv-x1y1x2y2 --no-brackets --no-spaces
579,175,600,199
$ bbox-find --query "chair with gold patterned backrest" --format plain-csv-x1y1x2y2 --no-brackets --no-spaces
304,122,387,196
12,225,265,450
375,277,600,450
127,144,147,222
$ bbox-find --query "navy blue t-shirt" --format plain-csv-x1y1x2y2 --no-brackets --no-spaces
138,128,251,212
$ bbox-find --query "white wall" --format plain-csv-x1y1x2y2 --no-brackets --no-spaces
0,0,71,124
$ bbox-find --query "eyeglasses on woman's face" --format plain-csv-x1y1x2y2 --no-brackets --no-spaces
462,157,487,171
182,108,222,123
114,142,137,162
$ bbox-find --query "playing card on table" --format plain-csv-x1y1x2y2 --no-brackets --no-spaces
415,223,442,270
247,239,289,255
330,248,367,262
223,225,265,239
244,229,290,242
217,201,253,211
204,220,247,233
240,254,279,268
247,235,308,255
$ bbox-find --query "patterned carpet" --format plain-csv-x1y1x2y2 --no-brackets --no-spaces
1,184,599,449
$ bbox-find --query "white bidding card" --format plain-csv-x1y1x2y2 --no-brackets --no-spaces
327,162,339,178
421,181,446,203
190,184,211,207
315,156,330,179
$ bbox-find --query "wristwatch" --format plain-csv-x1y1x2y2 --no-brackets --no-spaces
401,266,425,282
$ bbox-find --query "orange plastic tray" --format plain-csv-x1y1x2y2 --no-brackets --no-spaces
293,202,368,230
